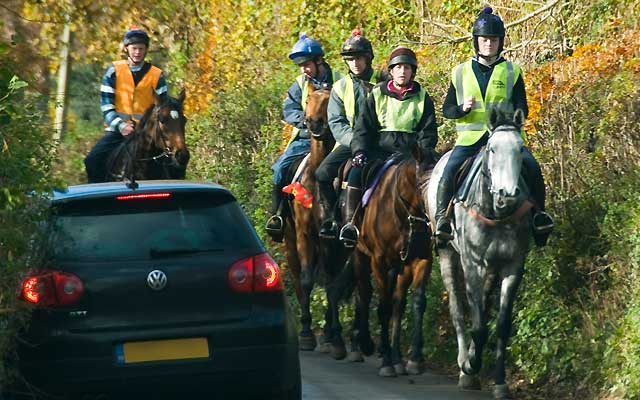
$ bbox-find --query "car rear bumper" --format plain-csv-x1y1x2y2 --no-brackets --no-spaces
16,316,300,397
19,342,299,396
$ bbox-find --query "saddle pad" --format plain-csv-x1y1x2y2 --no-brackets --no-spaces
362,154,401,207
456,152,483,203
292,153,311,183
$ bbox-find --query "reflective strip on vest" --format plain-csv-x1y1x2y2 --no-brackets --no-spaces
113,60,162,122
288,70,343,146
452,60,521,146
372,86,426,133
334,72,378,127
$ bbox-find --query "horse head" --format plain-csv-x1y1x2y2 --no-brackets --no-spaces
304,85,331,140
484,107,526,216
149,89,189,169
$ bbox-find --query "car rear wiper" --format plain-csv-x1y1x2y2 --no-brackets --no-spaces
149,247,223,258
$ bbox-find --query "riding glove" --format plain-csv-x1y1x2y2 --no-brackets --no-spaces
351,151,368,168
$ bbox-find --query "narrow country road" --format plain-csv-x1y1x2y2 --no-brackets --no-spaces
300,350,494,400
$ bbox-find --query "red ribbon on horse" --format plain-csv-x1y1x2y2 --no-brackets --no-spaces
282,182,313,208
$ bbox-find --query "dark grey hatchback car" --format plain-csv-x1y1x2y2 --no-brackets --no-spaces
10,181,300,399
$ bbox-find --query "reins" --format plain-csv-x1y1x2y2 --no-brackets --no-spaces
392,162,430,262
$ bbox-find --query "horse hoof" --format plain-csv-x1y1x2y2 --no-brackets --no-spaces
458,372,481,390
393,362,407,376
317,342,331,353
406,360,423,375
347,351,364,362
378,366,397,377
330,344,347,360
493,384,511,399
298,334,317,351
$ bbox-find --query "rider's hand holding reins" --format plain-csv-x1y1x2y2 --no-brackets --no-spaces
121,123,135,137
352,151,368,167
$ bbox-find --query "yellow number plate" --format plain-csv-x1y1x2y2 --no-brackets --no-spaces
120,338,209,363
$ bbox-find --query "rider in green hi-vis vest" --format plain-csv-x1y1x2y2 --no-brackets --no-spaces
265,33,342,242
316,30,380,241
339,46,439,248
433,7,554,248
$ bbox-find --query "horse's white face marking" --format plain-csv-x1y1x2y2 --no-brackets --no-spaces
170,110,179,120
487,127,523,199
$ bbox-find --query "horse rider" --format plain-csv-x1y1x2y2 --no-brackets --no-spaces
316,30,379,240
340,46,439,247
265,33,342,241
433,7,554,248
84,27,168,183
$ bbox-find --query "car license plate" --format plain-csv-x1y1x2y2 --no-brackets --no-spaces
116,338,209,364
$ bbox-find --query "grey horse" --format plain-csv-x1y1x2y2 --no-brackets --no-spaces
426,108,533,399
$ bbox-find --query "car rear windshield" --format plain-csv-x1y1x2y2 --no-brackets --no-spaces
49,192,262,261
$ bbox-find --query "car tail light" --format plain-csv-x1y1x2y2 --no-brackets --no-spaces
228,253,283,293
19,271,84,307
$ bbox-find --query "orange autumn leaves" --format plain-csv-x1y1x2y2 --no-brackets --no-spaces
525,29,640,133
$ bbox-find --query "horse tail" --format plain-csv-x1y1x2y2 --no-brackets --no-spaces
326,257,356,302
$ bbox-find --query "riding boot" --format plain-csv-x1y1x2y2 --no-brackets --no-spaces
434,178,455,248
265,185,285,242
339,186,363,248
529,174,554,247
318,181,338,240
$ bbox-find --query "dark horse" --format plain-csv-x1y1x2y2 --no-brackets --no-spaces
349,147,434,376
107,90,189,181
282,85,349,359
426,108,532,399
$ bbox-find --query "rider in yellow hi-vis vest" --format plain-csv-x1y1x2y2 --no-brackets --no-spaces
433,7,554,248
339,47,439,248
84,27,168,183
316,30,379,241
265,33,342,241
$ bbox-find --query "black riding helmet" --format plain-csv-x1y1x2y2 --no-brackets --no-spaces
123,28,150,47
387,47,417,71
340,30,374,60
472,7,505,55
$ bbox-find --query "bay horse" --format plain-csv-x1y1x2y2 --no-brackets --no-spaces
349,146,434,376
107,89,189,182
426,108,532,399
282,85,349,359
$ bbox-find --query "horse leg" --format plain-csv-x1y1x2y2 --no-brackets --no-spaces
440,249,480,389
283,234,316,351
493,268,523,400
325,255,347,360
296,232,317,350
406,258,430,375
390,263,411,376
462,261,488,377
349,251,375,360
377,262,398,377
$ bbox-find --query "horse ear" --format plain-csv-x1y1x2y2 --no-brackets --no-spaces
513,108,525,128
488,107,499,130
177,88,186,104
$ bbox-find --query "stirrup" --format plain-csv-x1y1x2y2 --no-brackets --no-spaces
434,219,453,248
319,220,338,240
533,211,554,234
265,215,284,235
339,223,359,248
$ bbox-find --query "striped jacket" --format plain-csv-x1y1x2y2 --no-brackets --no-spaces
100,61,168,133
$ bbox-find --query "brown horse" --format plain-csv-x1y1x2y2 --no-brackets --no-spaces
282,85,349,359
107,90,189,182
349,147,434,376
